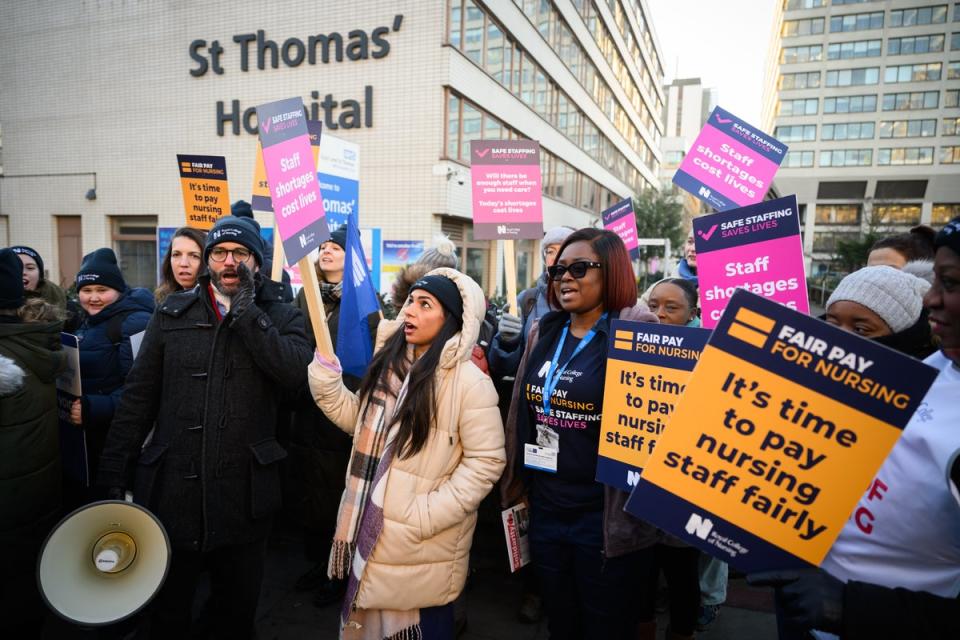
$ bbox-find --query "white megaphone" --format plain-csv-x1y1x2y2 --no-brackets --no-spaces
38,500,171,626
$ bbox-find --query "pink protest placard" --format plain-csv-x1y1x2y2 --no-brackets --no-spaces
256,97,329,264
693,195,808,328
674,107,787,212
602,197,639,260
470,140,544,240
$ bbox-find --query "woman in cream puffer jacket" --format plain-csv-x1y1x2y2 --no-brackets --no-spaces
308,267,505,634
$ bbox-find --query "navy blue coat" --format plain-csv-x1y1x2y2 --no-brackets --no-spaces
75,287,154,478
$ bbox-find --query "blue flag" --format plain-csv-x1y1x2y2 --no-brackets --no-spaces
336,211,381,377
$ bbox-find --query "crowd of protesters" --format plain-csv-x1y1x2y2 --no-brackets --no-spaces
1,205,958,640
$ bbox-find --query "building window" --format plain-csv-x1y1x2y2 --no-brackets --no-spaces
779,98,819,115
827,39,881,59
944,116,960,135
781,71,821,90
783,17,825,37
888,34,945,55
947,89,960,107
826,67,879,87
822,121,875,140
952,32,960,50
824,94,877,113
889,5,948,27
877,147,935,165
783,150,815,168
882,91,940,111
785,0,826,9
813,231,861,253
879,119,938,138
874,204,922,224
950,61,960,79
884,63,943,83
833,0,879,4
815,204,861,225
942,146,960,163
111,216,157,289
782,45,823,63
932,203,960,223
830,11,884,32
774,124,817,142
820,149,873,166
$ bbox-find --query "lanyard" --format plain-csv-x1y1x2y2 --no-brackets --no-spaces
542,313,607,416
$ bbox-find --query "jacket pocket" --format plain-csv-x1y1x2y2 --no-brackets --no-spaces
249,438,288,519
133,442,169,508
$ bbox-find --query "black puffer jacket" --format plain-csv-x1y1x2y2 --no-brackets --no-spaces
97,274,312,551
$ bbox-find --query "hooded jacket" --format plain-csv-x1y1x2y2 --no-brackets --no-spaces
500,303,664,558
308,267,506,611
0,320,66,557
97,274,312,551
74,287,154,476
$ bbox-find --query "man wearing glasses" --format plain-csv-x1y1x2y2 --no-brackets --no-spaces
98,215,312,638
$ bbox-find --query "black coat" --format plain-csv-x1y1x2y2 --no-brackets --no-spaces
97,274,312,551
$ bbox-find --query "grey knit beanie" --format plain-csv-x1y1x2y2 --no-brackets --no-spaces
541,226,575,259
415,235,459,270
827,265,930,333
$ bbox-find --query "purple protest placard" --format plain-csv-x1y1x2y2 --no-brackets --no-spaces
602,197,639,260
673,107,787,212
256,97,329,264
470,140,543,240
694,195,808,328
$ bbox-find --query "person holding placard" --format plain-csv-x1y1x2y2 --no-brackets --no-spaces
154,226,207,303
500,228,661,640
755,217,960,638
308,268,505,639
0,249,66,638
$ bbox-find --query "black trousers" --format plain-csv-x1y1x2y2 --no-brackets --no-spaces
638,543,701,636
148,538,267,640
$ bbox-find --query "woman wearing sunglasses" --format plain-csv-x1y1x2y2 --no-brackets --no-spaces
500,228,661,639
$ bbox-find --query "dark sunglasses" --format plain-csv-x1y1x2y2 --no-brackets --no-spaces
547,260,602,281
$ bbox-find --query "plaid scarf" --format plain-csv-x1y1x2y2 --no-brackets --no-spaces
331,355,421,639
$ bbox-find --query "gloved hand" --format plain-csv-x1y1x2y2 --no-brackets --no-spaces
230,262,257,321
498,312,523,345
748,567,844,634
106,486,126,501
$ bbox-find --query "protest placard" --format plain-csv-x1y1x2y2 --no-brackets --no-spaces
602,198,640,261
57,333,87,487
596,320,710,492
694,195,808,328
673,107,787,212
501,503,531,573
625,290,939,571
177,154,230,230
252,120,322,215
380,240,424,296
470,140,543,240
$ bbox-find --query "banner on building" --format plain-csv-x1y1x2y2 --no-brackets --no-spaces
673,107,787,212
177,154,231,230
596,320,710,492
319,132,360,231
625,290,939,572
602,198,640,260
252,120,322,215
694,195,808,329
255,98,329,263
470,140,543,240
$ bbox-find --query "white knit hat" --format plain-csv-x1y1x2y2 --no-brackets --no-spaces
827,265,930,333
541,226,575,259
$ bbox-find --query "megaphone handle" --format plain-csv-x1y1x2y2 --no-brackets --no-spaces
124,490,134,503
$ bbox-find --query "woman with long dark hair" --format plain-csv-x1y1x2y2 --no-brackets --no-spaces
500,228,664,639
155,227,207,303
308,267,505,639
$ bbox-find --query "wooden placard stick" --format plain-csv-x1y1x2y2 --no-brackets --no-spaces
297,254,334,357
503,239,519,314
271,236,285,283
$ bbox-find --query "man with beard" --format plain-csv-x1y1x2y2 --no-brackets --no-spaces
98,215,312,638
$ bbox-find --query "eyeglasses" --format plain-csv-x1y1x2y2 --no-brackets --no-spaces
547,260,602,281
209,247,252,263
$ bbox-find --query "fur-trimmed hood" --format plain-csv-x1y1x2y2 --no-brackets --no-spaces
0,353,25,396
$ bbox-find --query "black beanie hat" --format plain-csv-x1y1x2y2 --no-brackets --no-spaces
935,216,960,256
0,248,25,310
231,200,254,218
326,225,348,250
77,248,127,292
204,216,264,266
10,246,44,283
409,274,464,323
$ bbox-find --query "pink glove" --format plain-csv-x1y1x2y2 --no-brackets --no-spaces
313,350,342,374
